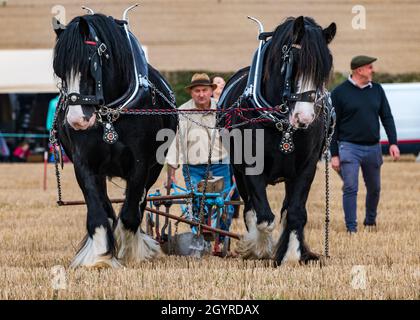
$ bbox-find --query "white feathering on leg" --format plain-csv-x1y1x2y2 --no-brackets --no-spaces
115,219,162,263
70,226,122,269
236,209,274,259
281,230,301,264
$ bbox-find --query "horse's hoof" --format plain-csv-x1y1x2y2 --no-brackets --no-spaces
238,210,274,259
88,257,123,269
236,232,273,260
300,251,321,265
71,256,123,269
115,220,162,263
70,227,121,269
90,261,110,269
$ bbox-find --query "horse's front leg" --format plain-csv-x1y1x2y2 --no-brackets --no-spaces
70,160,121,269
236,174,275,259
274,161,320,265
115,164,161,263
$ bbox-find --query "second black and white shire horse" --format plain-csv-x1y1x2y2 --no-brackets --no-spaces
52,10,177,268
219,16,336,265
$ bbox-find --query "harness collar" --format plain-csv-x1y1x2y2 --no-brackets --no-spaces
217,28,336,154
224,38,318,126
62,18,152,112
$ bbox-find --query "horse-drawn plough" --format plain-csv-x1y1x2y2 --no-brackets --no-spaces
57,169,243,258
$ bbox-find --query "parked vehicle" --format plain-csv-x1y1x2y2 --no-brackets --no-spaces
381,82,420,157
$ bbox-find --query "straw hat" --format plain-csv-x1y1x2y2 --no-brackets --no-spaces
185,73,217,91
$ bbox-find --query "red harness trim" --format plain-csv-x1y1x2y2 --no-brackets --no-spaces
84,41,97,46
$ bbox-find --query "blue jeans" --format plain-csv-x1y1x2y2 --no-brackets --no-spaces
339,141,383,232
182,164,235,235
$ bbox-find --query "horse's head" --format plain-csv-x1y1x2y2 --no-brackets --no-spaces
53,14,134,130
264,16,336,129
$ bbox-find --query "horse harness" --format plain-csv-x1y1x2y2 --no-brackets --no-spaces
218,35,336,155
56,18,176,145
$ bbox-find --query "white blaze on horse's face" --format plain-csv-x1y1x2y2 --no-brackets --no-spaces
289,77,316,129
66,72,96,131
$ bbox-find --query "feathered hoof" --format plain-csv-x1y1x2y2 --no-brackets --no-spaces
235,224,274,260
237,210,275,259
257,221,276,233
300,249,321,265
115,220,162,263
69,227,122,269
86,256,123,269
70,256,122,269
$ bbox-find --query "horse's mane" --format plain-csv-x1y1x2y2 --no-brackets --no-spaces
53,14,133,85
265,17,333,88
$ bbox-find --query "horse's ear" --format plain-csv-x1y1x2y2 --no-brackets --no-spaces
78,17,90,38
52,17,66,37
323,22,336,44
292,16,305,44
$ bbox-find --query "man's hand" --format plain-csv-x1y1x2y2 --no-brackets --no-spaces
389,144,400,161
331,156,340,172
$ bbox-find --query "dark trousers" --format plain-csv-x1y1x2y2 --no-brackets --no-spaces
339,141,383,232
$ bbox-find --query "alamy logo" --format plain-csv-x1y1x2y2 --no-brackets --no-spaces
51,5,66,29
156,128,265,175
352,5,366,30
351,265,367,290
51,265,67,290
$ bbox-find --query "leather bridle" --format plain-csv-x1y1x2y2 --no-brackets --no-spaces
280,43,317,109
64,24,109,108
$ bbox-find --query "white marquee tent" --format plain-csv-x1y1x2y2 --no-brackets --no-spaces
0,49,58,94
0,47,148,94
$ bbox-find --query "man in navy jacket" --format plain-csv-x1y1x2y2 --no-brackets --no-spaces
330,55,400,233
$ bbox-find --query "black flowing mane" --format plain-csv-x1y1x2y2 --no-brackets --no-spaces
53,14,133,88
265,17,333,89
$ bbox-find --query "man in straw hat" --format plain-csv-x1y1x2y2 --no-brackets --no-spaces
330,55,400,234
166,73,235,250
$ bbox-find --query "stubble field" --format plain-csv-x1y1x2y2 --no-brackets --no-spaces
0,158,419,299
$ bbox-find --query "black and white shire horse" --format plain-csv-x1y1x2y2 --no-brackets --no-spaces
219,16,336,265
52,13,177,268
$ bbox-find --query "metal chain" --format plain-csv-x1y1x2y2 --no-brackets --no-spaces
141,76,176,109
196,118,218,235
53,150,63,205
49,95,64,205
151,87,156,106
324,151,330,259
176,119,194,221
323,107,331,259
